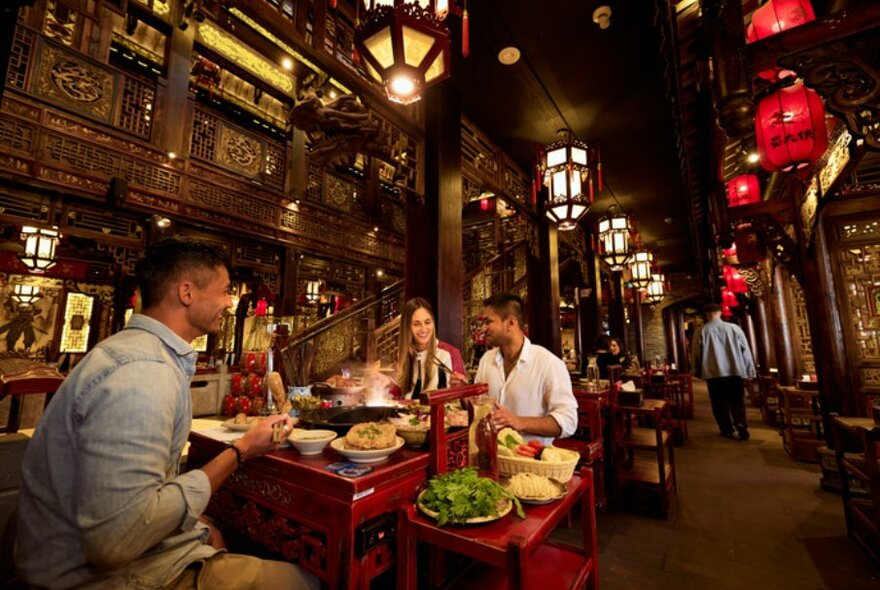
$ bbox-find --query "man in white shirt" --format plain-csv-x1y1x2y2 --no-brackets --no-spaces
474,293,578,445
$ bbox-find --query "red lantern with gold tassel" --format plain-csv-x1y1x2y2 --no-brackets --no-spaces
726,174,761,207
755,81,828,172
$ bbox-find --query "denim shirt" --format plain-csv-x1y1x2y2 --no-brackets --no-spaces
17,315,215,589
690,318,757,380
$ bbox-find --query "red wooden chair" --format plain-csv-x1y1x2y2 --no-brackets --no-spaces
0,359,65,434
397,383,599,590
556,394,605,508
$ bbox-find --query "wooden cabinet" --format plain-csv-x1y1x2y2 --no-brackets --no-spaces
831,416,880,566
780,386,823,462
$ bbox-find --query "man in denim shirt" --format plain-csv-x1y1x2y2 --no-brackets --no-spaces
690,302,756,441
17,238,318,590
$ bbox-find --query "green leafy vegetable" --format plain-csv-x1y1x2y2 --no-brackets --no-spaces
419,467,524,526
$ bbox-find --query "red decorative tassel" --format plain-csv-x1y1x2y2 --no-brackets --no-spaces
531,175,538,207
597,161,604,192
588,172,595,203
462,9,470,57
353,45,360,65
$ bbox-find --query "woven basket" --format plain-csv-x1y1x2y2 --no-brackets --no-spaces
498,447,580,483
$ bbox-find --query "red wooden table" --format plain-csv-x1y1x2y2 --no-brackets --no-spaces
187,432,429,589
398,469,598,590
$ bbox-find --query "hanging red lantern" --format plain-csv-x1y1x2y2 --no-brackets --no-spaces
722,288,739,308
734,223,766,264
746,0,815,43
726,174,761,207
755,82,828,172
721,304,734,319
723,265,749,294
722,244,738,264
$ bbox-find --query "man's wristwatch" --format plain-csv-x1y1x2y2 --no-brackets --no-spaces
227,442,245,468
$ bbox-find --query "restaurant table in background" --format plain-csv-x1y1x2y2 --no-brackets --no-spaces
186,431,429,589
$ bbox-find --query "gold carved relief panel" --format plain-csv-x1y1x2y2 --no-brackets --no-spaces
838,243,880,360
33,41,115,123
217,122,263,178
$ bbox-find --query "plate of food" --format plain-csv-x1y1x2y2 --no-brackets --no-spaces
502,472,568,505
222,413,265,431
416,468,524,526
329,422,405,463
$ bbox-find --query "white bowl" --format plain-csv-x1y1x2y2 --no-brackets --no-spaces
329,436,405,463
287,429,337,455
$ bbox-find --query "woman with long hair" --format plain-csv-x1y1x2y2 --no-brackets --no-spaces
395,298,467,399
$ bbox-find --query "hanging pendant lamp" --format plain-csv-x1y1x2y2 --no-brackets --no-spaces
598,206,632,270
540,130,597,230
19,226,60,273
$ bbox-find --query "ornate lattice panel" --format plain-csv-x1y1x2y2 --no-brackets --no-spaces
306,160,323,203
503,159,530,206
324,173,360,214
264,141,286,191
59,292,94,353
462,119,499,181
118,75,155,139
379,198,405,234
838,243,880,360
839,220,880,242
0,191,51,223
44,133,181,194
34,40,115,123
189,180,277,224
790,276,815,373
94,244,141,275
462,173,482,205
43,0,79,47
332,262,365,285
373,116,419,194
7,26,35,91
191,108,219,161
0,114,36,153
66,206,145,243
234,239,281,270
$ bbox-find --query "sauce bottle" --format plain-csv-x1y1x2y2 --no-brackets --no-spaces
475,413,499,480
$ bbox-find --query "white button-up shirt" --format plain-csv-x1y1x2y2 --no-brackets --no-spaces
475,337,578,444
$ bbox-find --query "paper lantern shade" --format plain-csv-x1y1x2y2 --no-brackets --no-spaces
746,0,815,43
723,265,749,294
726,174,761,207
734,224,766,264
755,82,828,172
722,288,739,308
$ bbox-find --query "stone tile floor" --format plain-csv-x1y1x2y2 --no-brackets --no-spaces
554,379,880,590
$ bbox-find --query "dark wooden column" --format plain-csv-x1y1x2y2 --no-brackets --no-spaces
405,82,463,350
769,264,797,386
742,301,759,370
577,239,603,363
752,292,775,375
155,6,195,157
278,247,300,316
631,290,644,362
526,191,561,355
608,271,627,349
663,307,679,368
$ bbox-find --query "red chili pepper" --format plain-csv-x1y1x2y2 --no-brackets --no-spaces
527,440,544,450
516,444,538,457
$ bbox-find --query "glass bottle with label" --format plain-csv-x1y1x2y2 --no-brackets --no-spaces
475,413,499,480
586,356,600,390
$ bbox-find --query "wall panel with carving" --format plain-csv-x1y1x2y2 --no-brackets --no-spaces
790,277,815,374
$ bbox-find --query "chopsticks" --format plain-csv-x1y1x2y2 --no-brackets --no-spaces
433,354,454,375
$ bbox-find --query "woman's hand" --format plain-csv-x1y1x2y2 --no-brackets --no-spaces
449,371,468,387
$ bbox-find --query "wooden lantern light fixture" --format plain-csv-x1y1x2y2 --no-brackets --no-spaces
354,0,458,105
598,206,632,270
629,248,653,290
19,226,60,273
755,81,828,172
541,130,600,230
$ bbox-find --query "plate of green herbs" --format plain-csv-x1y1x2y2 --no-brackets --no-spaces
417,467,525,526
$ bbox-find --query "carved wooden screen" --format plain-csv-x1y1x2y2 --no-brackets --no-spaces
832,217,880,404
789,277,815,374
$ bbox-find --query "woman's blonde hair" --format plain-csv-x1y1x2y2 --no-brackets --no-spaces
396,297,438,394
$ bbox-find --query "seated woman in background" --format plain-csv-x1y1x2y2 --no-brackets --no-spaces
395,297,467,399
596,336,629,379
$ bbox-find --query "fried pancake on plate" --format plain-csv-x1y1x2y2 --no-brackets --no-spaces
344,422,397,449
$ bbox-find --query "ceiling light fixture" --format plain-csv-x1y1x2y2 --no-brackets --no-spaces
12,284,42,305
592,6,612,29
629,249,653,289
540,129,601,230
498,46,521,65
644,273,666,305
354,0,467,105
281,57,294,71
598,206,632,270
19,226,60,273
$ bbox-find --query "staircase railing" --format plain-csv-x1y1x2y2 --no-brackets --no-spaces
281,280,403,385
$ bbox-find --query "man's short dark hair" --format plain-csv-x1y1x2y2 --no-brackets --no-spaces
483,293,525,326
703,302,722,314
135,237,229,309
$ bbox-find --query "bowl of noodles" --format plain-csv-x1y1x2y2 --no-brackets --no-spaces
502,473,568,505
